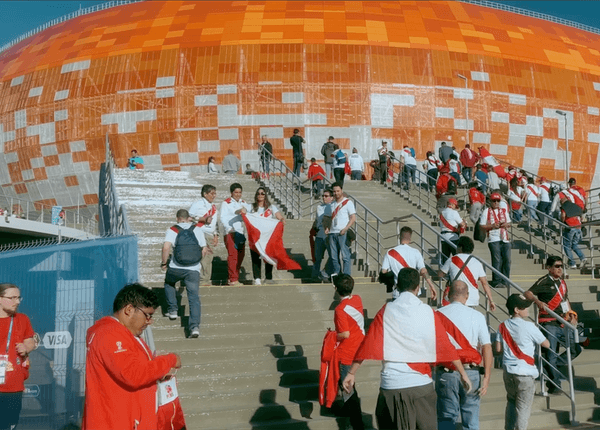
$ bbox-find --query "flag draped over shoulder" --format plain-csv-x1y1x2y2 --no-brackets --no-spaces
478,147,506,179
355,299,459,365
242,213,301,271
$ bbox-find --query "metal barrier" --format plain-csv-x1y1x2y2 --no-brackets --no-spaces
0,0,145,54
0,235,139,429
98,134,132,236
0,195,97,234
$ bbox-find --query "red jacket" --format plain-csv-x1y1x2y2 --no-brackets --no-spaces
436,174,457,199
460,148,478,168
308,163,326,181
469,187,485,205
82,317,178,430
319,330,340,408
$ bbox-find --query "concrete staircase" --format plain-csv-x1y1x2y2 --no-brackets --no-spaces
114,169,600,429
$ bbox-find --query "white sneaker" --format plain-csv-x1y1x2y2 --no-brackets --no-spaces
569,263,578,269
254,278,262,285
189,329,200,338
165,312,177,320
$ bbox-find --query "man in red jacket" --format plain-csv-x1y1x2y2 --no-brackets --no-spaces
83,284,181,430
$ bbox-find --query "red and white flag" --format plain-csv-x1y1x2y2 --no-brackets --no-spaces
355,297,459,369
242,213,301,271
478,146,506,178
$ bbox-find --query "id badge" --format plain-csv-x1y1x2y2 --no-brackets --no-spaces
0,354,8,385
560,301,569,314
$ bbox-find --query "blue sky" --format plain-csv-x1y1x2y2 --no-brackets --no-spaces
0,1,598,47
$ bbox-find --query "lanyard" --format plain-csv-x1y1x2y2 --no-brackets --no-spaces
5,317,14,355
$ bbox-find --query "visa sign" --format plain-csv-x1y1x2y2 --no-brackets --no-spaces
42,331,72,349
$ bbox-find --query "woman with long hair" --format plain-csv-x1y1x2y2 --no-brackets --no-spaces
248,187,285,285
0,283,35,430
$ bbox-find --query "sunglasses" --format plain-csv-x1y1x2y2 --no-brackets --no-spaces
257,192,266,195
553,264,563,268
491,199,501,202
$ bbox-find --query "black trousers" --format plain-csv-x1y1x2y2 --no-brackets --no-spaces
251,249,273,280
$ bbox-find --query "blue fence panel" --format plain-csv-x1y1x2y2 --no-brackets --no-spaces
0,235,138,429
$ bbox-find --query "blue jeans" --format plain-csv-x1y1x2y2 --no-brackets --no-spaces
537,201,553,227
563,228,585,266
401,164,416,189
328,232,351,275
261,157,270,174
312,237,332,278
524,202,539,222
164,267,201,330
427,168,438,192
542,323,582,390
488,241,511,287
351,170,362,180
293,153,303,176
325,163,333,180
312,180,323,197
436,368,481,430
462,167,473,184
511,207,522,222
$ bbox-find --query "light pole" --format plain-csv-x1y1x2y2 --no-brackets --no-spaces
556,110,569,183
457,74,469,147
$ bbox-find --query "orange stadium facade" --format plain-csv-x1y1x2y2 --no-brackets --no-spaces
0,0,599,210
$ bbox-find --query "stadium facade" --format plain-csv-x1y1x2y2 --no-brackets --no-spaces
0,0,599,210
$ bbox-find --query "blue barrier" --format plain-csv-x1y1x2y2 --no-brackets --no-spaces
0,235,138,429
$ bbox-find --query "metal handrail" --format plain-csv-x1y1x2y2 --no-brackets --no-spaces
0,195,97,234
98,134,132,236
0,1,145,54
462,0,600,35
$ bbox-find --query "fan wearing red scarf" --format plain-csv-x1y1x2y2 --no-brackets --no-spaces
342,268,472,430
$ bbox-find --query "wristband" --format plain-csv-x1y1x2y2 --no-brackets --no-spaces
161,263,167,267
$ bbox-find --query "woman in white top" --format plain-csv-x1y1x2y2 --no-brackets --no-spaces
507,177,524,223
208,156,218,173
423,151,440,192
248,187,285,285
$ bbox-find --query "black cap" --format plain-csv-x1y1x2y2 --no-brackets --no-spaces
506,293,532,314
568,178,576,184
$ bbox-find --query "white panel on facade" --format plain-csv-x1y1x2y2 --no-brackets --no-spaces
28,86,43,97
454,119,473,130
435,107,454,118
69,141,86,152
10,76,23,87
156,76,175,87
371,94,415,128
217,85,237,94
588,107,599,116
259,127,284,138
594,82,600,91
15,109,27,129
453,88,474,100
55,110,68,121
282,92,304,103
156,88,175,98
41,144,58,157
179,152,199,164
491,112,509,123
195,95,218,106
5,152,18,163
197,140,221,152
471,71,489,82
61,60,91,74
159,142,178,154
101,110,157,134
258,81,282,85
509,94,526,105
489,144,508,155
473,132,491,144
54,90,69,101
525,116,544,136
219,128,239,140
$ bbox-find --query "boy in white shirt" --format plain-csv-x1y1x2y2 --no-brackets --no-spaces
495,294,549,430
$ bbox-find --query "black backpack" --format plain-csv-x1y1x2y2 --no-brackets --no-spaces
171,224,202,266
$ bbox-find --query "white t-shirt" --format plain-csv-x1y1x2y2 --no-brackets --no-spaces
539,182,551,203
439,208,463,238
349,154,364,171
480,207,511,243
448,159,460,174
189,197,218,235
424,156,439,171
208,162,218,173
525,184,540,204
488,171,500,190
440,253,486,307
508,187,523,206
250,204,280,218
164,222,207,272
500,317,546,377
401,148,416,166
438,302,491,349
381,244,426,282
332,149,346,169
330,198,356,234
219,198,252,234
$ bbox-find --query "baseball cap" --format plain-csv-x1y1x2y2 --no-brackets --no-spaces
448,198,458,207
490,192,501,201
506,293,532,314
